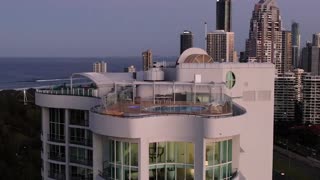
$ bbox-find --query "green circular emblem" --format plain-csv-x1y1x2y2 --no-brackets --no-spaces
226,71,236,89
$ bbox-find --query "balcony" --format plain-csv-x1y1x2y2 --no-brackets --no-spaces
70,156,93,166
48,152,66,162
70,177,92,180
48,134,65,143
48,171,66,180
37,88,98,97
70,119,89,127
94,97,232,118
93,82,233,118
70,137,92,147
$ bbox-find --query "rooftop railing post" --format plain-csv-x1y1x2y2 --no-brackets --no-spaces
173,82,176,105
153,82,155,104
193,83,196,104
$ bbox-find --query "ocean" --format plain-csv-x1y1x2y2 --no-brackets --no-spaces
0,57,176,90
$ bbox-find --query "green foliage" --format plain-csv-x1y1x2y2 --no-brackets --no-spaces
0,89,41,180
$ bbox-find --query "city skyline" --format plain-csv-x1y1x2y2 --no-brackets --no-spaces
0,0,319,57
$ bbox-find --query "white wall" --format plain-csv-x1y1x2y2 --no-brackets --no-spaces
176,63,275,180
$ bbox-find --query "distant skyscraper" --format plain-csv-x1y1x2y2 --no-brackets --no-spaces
292,21,301,68
301,34,320,75
207,30,234,62
301,41,313,72
312,33,320,47
93,61,107,73
239,51,247,63
216,0,232,32
281,30,292,73
142,49,153,71
245,0,282,73
303,74,320,124
274,72,296,122
180,30,193,54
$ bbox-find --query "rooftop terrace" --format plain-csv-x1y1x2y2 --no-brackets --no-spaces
94,82,233,117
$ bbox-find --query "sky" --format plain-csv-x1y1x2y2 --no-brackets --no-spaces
0,0,319,57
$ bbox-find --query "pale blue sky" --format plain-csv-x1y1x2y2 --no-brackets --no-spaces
0,0,318,57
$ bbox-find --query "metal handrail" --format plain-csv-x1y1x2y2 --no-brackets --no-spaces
69,137,92,147
48,134,65,143
48,152,66,162
37,88,98,97
70,155,93,166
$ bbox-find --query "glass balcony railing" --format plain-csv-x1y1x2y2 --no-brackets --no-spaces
70,119,89,127
48,152,66,162
48,171,66,180
70,156,93,166
48,134,65,143
92,82,233,117
36,88,98,97
70,176,93,180
94,95,233,118
70,137,92,147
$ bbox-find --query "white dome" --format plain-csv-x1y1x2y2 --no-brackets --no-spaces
177,48,209,64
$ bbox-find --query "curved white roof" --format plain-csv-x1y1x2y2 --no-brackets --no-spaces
177,48,209,64
71,72,134,87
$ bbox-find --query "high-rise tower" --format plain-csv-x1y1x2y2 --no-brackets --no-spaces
180,30,194,54
312,33,320,47
207,30,234,62
245,0,282,73
281,30,292,73
292,21,301,68
216,0,232,32
142,49,153,71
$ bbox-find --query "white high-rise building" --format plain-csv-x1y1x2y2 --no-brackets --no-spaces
93,61,107,73
245,0,283,73
274,73,296,122
303,74,320,124
36,48,275,180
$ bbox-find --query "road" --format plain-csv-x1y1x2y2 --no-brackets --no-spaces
273,150,320,180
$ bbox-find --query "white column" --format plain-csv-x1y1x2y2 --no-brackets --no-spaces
93,134,103,179
195,137,204,180
42,107,50,179
139,138,149,179
65,109,70,180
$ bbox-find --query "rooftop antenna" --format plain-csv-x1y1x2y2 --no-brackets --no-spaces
17,89,34,105
205,22,208,51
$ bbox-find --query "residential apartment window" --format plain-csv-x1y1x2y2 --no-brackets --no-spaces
70,147,93,166
107,140,139,180
48,144,65,162
48,163,65,180
149,142,194,180
49,108,65,143
69,128,92,147
70,110,89,126
70,166,93,180
205,139,232,180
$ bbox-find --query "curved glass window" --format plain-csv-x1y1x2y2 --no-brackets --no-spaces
205,139,232,180
107,140,139,180
226,71,236,89
149,142,194,180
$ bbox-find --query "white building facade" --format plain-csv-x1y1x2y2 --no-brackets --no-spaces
36,48,275,180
